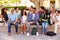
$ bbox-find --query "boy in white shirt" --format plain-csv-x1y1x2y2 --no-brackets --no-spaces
54,10,60,33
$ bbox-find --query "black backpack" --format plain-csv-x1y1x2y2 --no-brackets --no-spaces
31,27,37,35
46,31,56,36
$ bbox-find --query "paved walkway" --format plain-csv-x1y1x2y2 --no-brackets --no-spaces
0,32,60,40
0,25,60,40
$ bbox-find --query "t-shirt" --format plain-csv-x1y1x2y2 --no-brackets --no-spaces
32,14,35,20
8,13,17,22
55,15,60,22
41,13,44,19
14,11,21,19
50,13,56,19
50,13,56,22
21,15,27,23
41,13,48,22
2,13,8,22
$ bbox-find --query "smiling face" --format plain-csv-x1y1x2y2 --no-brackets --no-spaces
4,9,7,13
11,9,14,14
29,7,32,10
16,8,19,12
50,7,55,13
56,11,59,16
32,9,36,14
32,7,36,14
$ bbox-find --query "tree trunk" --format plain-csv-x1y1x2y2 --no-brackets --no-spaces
30,0,40,11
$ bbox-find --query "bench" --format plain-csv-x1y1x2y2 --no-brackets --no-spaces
0,23,60,34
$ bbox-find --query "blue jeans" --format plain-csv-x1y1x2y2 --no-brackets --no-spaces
42,22,48,33
8,23,18,33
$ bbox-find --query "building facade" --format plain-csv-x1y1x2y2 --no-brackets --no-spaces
21,0,60,9
42,0,60,9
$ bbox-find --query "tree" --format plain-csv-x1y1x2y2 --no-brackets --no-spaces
0,0,8,6
0,0,21,6
10,0,21,3
10,0,21,6
30,0,43,11
0,1,4,4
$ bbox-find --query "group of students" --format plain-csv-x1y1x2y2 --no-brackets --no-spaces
1,6,60,36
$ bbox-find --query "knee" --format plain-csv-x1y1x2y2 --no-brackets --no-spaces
36,22,38,24
8,23,11,28
15,23,18,26
8,23,11,26
26,22,30,26
36,22,39,26
55,23,58,26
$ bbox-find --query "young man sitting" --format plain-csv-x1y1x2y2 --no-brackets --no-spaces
8,8,18,36
26,7,39,36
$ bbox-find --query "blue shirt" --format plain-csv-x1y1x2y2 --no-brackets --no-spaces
14,11,21,19
27,12,39,21
8,13,17,22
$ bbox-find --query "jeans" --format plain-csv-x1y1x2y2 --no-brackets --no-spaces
26,22,39,33
8,23,18,33
42,22,48,33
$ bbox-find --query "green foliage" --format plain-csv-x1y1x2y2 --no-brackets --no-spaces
0,0,21,5
10,0,21,3
0,1,4,4
4,6,26,10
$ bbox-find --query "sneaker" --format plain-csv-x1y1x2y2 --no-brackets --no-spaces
36,32,39,36
26,32,29,36
21,32,23,34
24,32,26,34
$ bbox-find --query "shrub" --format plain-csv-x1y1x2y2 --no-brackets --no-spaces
4,6,26,10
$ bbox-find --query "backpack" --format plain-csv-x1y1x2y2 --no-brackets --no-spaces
46,31,56,36
31,27,37,35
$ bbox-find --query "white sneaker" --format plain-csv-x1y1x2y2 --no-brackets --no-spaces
21,32,23,34
26,32,29,36
24,32,26,34
36,32,39,36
